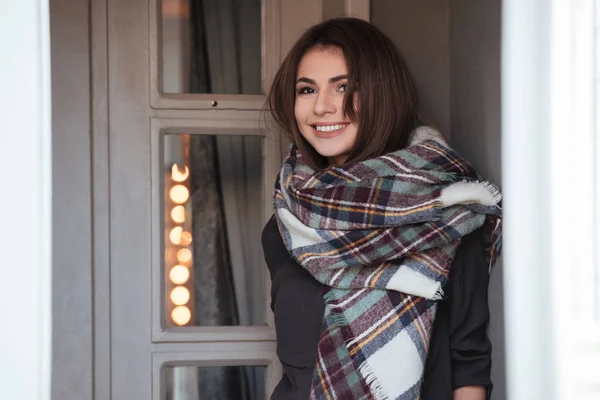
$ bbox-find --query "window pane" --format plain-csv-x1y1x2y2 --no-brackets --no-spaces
163,134,265,327
163,365,266,400
161,0,262,94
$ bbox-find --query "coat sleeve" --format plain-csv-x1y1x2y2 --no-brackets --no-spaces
447,228,494,397
261,215,325,398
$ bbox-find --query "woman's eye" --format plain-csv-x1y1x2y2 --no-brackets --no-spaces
297,87,315,95
338,84,347,92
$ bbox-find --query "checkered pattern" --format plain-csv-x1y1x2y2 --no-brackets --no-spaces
274,132,502,400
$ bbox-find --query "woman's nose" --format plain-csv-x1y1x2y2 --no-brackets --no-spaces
313,91,336,115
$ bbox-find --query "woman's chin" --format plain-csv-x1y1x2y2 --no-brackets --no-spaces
311,148,349,166
314,148,345,159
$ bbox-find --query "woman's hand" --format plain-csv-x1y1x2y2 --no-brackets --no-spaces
453,386,486,400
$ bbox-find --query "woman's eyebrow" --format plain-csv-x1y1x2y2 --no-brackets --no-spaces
329,74,348,83
296,75,349,85
296,77,316,85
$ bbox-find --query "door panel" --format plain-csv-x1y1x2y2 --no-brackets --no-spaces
108,0,153,397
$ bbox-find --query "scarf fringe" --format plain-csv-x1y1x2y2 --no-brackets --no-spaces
434,286,445,301
440,180,502,208
358,360,391,400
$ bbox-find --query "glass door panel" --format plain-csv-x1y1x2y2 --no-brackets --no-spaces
163,365,266,400
161,0,262,94
163,133,266,327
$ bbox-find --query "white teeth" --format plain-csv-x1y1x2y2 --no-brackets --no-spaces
315,124,348,132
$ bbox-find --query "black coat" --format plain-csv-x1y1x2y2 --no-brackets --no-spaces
262,216,493,400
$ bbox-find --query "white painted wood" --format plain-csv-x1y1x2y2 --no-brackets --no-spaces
91,0,111,398
0,1,52,400
108,0,153,398
152,348,279,400
344,0,370,21
152,93,268,110
153,326,277,343
152,340,278,353
48,0,95,399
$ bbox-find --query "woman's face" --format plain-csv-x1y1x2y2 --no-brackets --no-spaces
294,47,358,166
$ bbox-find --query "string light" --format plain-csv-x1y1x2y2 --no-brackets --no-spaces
171,205,186,223
171,306,191,325
170,286,190,306
169,185,189,204
166,156,193,326
169,265,190,285
177,248,192,264
169,226,183,245
171,164,190,182
179,231,192,246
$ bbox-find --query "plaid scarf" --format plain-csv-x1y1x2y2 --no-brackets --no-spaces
274,127,502,400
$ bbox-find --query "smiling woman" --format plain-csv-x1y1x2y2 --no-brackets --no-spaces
268,17,421,171
263,17,501,400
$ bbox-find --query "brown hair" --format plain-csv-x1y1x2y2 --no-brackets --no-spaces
267,17,421,170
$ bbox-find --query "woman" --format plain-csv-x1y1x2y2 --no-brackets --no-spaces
262,17,502,400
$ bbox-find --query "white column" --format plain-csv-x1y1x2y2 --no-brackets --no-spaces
501,1,556,400
503,1,600,399
0,1,52,400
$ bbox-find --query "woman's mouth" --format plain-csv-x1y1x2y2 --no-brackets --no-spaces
312,123,350,138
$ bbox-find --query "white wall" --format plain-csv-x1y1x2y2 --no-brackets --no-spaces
372,0,451,136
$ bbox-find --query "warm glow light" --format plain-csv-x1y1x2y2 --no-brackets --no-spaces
177,248,192,264
169,185,189,204
170,286,190,305
169,226,183,245
169,265,190,285
171,164,190,182
171,306,191,326
180,231,192,246
171,205,186,223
